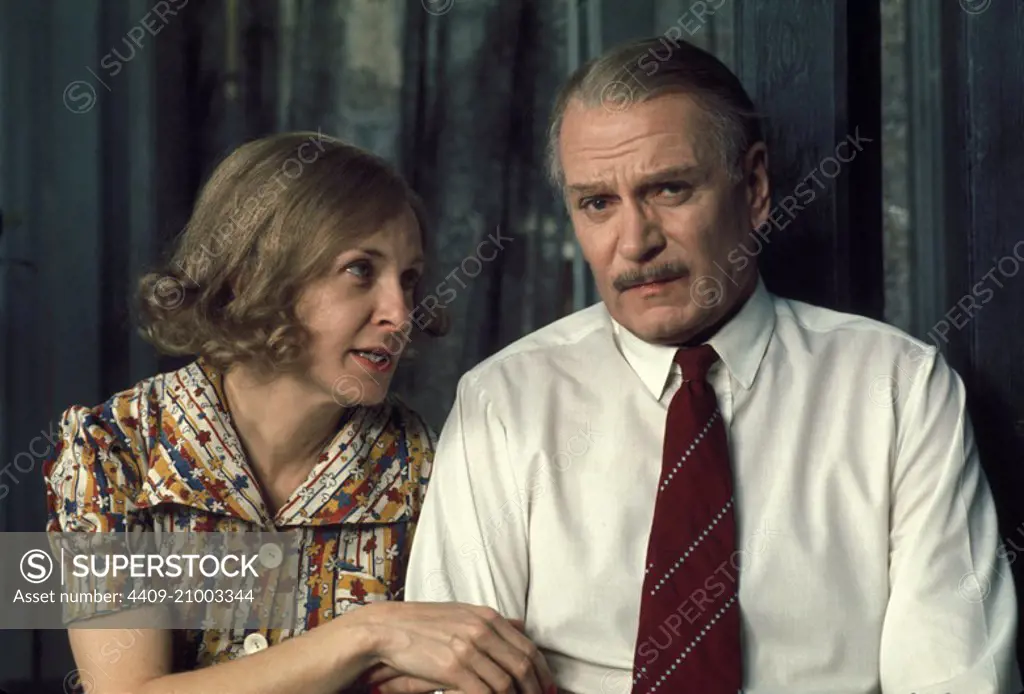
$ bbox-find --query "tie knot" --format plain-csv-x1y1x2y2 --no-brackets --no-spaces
674,344,719,382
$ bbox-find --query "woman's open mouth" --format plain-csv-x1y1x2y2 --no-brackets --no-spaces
351,348,395,373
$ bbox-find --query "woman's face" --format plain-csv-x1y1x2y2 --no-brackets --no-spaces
295,204,424,407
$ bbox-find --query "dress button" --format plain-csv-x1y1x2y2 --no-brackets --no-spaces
243,633,268,655
259,543,283,569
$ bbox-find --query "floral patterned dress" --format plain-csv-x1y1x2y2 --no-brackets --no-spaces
43,358,435,669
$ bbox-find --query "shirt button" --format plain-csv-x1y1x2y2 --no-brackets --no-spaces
243,633,268,655
259,543,283,569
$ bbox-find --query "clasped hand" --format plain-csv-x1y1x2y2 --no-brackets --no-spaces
353,601,556,694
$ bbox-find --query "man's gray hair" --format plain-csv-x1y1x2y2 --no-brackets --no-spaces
546,36,763,189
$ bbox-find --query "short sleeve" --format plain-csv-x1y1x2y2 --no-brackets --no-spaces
43,404,154,624
44,404,153,534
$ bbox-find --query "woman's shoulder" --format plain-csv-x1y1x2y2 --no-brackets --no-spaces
50,366,173,461
42,363,190,532
382,393,438,453
375,395,437,508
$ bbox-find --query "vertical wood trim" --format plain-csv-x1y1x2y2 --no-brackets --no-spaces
942,1,1024,673
906,0,947,341
735,0,884,317
843,0,884,319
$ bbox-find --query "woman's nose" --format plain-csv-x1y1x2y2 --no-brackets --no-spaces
376,281,413,327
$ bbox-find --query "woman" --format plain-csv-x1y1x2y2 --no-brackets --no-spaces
42,132,555,694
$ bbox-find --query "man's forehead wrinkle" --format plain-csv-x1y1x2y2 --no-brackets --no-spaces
568,139,697,173
569,124,693,154
571,159,701,190
572,126,652,155
566,166,627,192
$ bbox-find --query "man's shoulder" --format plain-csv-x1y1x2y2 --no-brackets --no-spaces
772,292,937,359
460,302,611,385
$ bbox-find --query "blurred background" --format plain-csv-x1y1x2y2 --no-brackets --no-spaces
1,0,1022,690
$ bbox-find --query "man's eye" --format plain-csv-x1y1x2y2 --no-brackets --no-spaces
580,197,610,211
656,183,689,196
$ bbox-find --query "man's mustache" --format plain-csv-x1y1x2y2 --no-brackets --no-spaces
613,263,690,292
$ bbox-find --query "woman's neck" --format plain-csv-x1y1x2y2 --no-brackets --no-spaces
221,365,344,477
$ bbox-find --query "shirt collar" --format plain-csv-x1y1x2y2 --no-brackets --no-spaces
612,274,776,399
137,358,423,528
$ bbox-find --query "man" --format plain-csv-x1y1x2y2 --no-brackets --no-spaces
405,36,1021,693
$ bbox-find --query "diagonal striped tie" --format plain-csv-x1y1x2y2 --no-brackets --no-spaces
631,344,743,693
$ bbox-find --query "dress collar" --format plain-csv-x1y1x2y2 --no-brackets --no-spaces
135,359,425,528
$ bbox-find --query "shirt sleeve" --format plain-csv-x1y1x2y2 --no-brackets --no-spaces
404,374,529,620
879,347,1022,693
43,404,154,623
44,405,153,533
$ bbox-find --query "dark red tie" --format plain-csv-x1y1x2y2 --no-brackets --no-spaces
631,345,743,693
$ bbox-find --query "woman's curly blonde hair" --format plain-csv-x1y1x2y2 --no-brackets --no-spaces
137,131,446,375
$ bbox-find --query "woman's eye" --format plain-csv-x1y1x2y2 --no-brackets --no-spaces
344,260,374,280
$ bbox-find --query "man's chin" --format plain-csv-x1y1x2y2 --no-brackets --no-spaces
617,306,706,346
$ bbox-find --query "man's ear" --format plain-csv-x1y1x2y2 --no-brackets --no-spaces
744,142,771,230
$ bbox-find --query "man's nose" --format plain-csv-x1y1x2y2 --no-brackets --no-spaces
618,202,666,263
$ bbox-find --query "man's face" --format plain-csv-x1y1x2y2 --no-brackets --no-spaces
559,92,769,345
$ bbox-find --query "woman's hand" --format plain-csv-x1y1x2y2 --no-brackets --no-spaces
349,602,556,694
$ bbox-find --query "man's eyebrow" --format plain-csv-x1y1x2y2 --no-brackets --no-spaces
565,180,610,197
635,165,702,185
564,165,703,196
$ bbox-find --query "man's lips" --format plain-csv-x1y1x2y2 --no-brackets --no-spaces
621,274,688,291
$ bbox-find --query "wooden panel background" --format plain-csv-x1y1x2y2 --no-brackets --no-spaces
734,0,884,316
942,0,1024,672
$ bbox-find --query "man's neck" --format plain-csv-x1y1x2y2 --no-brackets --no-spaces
679,272,758,347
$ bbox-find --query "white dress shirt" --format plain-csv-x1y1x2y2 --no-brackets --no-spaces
405,276,1021,694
